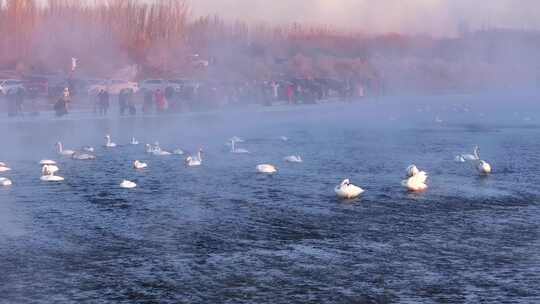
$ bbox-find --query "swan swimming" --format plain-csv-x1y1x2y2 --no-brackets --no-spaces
406,165,420,177
229,136,244,143
256,164,277,174
39,160,57,166
0,163,11,172
56,142,75,156
40,164,64,182
472,146,492,175
230,140,249,154
173,149,184,155
151,142,172,156
131,137,139,145
284,155,303,163
120,180,137,189
0,177,12,186
185,149,203,167
133,160,148,169
104,135,117,148
335,179,364,199
82,146,95,153
71,152,96,160
402,166,428,192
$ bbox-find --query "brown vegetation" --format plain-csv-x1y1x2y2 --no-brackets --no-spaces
0,0,538,93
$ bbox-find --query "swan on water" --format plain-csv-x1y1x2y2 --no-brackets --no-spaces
151,142,172,156
455,146,480,163
0,177,12,186
284,155,303,163
185,149,203,167
71,152,96,160
133,160,148,169
131,137,139,145
402,166,428,192
472,146,492,175
41,164,64,182
406,165,420,177
82,146,95,153
279,136,289,141
229,136,244,143
475,160,492,175
335,179,364,199
120,180,137,189
173,149,184,155
39,160,57,166
104,135,117,148
256,164,277,174
0,163,11,172
230,139,249,154
56,142,75,156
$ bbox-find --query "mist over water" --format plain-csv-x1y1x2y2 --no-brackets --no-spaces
1,92,540,302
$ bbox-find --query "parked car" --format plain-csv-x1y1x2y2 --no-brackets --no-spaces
0,79,25,95
22,75,49,97
167,79,186,92
139,79,168,92
87,79,139,95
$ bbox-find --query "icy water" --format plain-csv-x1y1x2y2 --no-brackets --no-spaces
1,94,540,303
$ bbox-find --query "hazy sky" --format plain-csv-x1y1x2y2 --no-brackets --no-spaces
189,0,540,36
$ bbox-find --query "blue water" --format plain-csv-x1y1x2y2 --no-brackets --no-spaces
1,95,540,303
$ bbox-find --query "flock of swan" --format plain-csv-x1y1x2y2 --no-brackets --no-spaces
0,134,492,200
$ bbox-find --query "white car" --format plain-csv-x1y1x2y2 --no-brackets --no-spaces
0,79,25,95
87,79,139,95
139,79,168,92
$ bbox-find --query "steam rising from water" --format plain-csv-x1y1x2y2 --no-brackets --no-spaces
191,0,540,35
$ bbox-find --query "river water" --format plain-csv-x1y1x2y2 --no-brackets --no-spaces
1,94,539,303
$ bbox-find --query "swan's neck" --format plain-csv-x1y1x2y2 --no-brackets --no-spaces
231,140,235,152
474,146,480,159
57,143,63,152
197,151,202,161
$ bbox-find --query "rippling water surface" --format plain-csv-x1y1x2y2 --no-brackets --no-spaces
1,95,540,303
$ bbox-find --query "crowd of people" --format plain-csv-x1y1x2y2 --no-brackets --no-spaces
3,77,371,118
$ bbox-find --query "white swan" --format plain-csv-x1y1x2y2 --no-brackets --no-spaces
0,177,12,186
131,137,139,145
406,165,420,177
256,164,277,174
185,149,203,167
151,142,172,156
229,136,244,143
120,180,137,189
0,163,11,172
40,165,64,182
475,160,492,175
401,168,428,192
335,179,364,199
39,160,57,166
104,135,117,148
82,146,95,153
455,146,481,163
71,152,96,160
230,140,249,154
56,142,75,156
173,148,184,155
133,160,148,169
279,136,289,141
284,155,303,163
471,146,491,174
